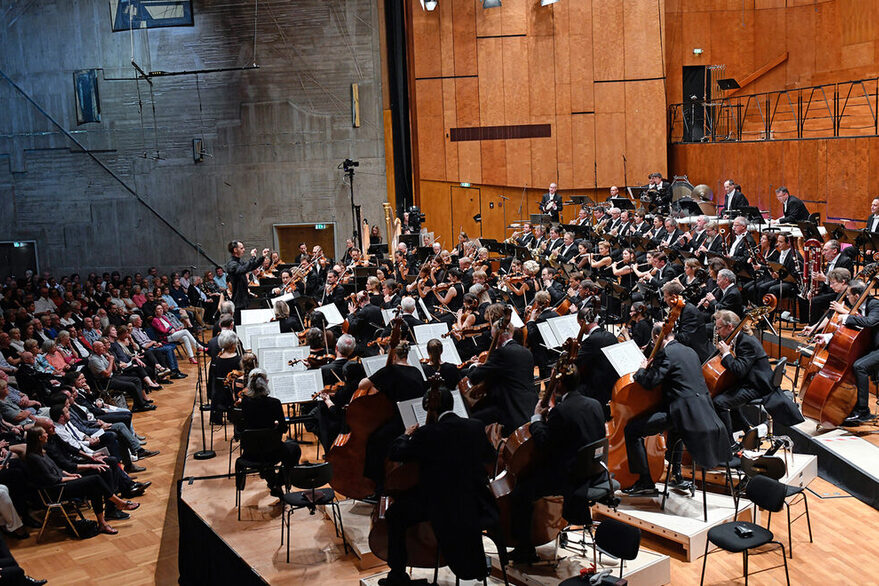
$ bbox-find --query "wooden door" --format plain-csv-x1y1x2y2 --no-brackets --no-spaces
450,186,482,239
275,224,337,262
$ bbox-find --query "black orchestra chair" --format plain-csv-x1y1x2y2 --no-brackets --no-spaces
234,428,285,520
226,407,244,476
280,462,347,563
700,474,790,586
592,518,641,580
560,437,620,563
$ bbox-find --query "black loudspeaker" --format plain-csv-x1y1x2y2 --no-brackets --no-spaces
682,66,707,143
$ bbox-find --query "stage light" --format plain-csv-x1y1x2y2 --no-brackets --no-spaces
421,0,438,10
482,0,502,8
540,0,559,6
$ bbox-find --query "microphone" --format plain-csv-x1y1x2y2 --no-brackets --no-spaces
779,311,798,324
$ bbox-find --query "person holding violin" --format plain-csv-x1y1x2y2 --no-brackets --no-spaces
573,305,618,410
239,369,302,498
271,269,299,298
509,365,606,564
466,312,538,436
525,291,557,380
662,282,712,363
421,338,461,389
828,280,879,426
210,330,241,425
381,386,498,586
626,302,653,351
346,291,384,353
504,260,540,312
711,310,775,446
363,341,426,495
622,324,729,496
311,335,366,452
272,300,301,334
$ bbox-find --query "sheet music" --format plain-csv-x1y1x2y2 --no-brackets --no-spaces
546,314,580,346
510,308,524,329
413,323,449,345
253,332,300,350
270,292,296,307
237,322,280,351
381,308,395,325
601,340,646,377
397,390,469,429
258,348,288,374
536,322,560,349
240,308,275,325
417,298,435,322
362,354,427,380
415,339,462,365
314,303,345,327
271,370,323,404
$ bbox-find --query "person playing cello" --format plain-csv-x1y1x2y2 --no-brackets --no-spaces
622,324,729,496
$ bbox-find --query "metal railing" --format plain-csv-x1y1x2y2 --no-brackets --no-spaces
669,77,879,144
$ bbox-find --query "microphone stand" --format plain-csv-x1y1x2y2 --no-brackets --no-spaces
193,348,216,460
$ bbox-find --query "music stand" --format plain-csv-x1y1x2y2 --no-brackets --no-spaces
716,78,741,91
568,195,595,207
368,243,386,258
737,206,766,225
822,222,848,243
610,197,635,211
676,198,703,218
400,234,420,249
796,221,823,241
354,266,378,290
530,213,553,226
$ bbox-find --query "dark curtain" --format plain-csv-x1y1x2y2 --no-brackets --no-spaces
385,0,414,214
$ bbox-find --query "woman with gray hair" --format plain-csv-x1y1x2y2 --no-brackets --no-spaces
273,300,300,333
239,368,302,497
210,330,241,424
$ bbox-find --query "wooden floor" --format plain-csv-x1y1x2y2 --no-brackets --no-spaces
11,354,879,585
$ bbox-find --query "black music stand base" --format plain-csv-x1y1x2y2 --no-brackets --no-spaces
194,449,216,460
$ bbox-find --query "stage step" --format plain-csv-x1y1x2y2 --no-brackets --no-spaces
332,500,385,570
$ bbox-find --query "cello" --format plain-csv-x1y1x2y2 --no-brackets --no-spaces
702,294,777,397
326,309,402,499
606,295,685,488
801,263,879,427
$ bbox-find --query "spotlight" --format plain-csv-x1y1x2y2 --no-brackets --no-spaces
540,0,559,5
421,0,438,10
482,0,501,8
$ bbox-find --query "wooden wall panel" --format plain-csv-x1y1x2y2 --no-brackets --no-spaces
411,3,442,78
503,36,532,186
480,189,507,240
592,1,625,80
501,0,528,36
528,35,556,118
452,0,478,76
450,186,482,238
624,0,663,80
455,78,482,183
475,1,502,37
441,79,459,183
414,79,447,181
624,80,667,182
438,0,456,76
477,38,505,126
571,114,596,188
419,181,454,247
825,140,868,221
555,114,574,187
480,142,507,187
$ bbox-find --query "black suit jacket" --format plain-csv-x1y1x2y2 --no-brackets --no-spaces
468,341,538,434
575,328,619,406
347,303,384,344
867,214,879,233
714,285,744,317
843,296,879,348
779,195,810,224
719,333,774,397
676,302,711,362
728,233,757,260
225,254,265,309
540,193,564,221
389,413,498,579
723,190,749,213
649,264,677,292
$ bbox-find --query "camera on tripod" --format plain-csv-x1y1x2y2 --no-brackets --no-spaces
342,158,359,171
407,205,426,231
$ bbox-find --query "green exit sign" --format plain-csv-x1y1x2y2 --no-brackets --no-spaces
314,224,326,230
460,182,471,188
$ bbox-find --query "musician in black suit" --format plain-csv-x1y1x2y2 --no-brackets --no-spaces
574,306,619,409
508,366,606,563
525,291,558,379
467,317,539,435
726,216,757,260
539,182,563,222
516,223,535,248
313,335,367,452
711,311,775,445
721,179,749,215
756,232,803,301
701,269,744,318
775,187,811,224
557,232,579,263
865,198,879,233
803,240,854,324
697,222,725,257
663,282,712,362
380,297,423,342
835,281,879,426
644,172,672,211
225,241,269,322
345,291,384,351
647,252,678,293
656,218,683,250
622,325,729,496
383,388,498,585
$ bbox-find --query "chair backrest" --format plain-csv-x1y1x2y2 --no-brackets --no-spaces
286,462,334,490
239,428,282,462
745,474,787,513
595,518,641,562
571,437,610,483
771,357,787,388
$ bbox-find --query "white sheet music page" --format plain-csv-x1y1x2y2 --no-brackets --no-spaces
547,314,579,345
413,323,449,345
601,340,646,377
314,303,345,327
240,309,275,325
536,322,560,349
258,348,287,374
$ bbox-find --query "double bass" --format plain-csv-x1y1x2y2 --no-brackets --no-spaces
606,295,685,488
800,263,879,427
326,309,402,499
702,294,777,397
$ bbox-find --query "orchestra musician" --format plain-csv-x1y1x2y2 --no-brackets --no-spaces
721,179,749,215
466,309,538,435
803,240,854,324
573,306,618,409
225,241,270,323
526,291,557,379
312,334,366,453
421,338,461,389
699,268,744,318
294,242,310,264
557,232,579,263
866,198,879,233
622,324,729,496
776,186,811,224
662,282,712,362
508,365,607,564
727,216,756,260
346,291,384,353
569,208,590,227
756,232,802,302
381,386,498,586
644,172,672,211
539,182,563,222
697,221,725,257
626,302,653,351
711,310,776,447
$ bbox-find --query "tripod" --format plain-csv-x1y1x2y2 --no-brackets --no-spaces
193,331,215,460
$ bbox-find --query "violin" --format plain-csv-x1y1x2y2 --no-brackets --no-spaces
443,322,490,341
289,352,336,369
312,380,344,401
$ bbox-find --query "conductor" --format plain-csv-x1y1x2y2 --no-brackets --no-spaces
226,241,269,323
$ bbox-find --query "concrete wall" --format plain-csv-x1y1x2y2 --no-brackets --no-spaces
0,0,386,275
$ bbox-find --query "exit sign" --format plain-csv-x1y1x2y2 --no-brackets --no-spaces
314,224,326,230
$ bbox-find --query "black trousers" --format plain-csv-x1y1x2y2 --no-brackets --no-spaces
714,385,766,443
624,410,682,481
0,537,25,585
852,348,879,412
385,492,430,577
50,474,112,514
107,375,147,408
93,431,132,470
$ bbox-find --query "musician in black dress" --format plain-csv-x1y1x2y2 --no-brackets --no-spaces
623,324,729,496
711,310,775,446
508,366,606,564
382,387,498,585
